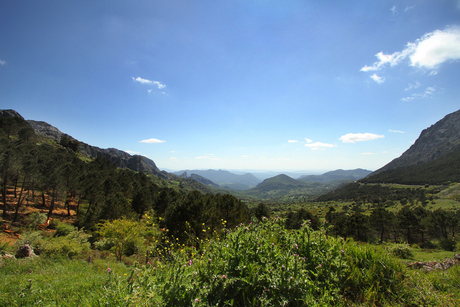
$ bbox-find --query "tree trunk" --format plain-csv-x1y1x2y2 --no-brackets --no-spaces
42,192,46,207
47,188,57,220
66,197,71,216
13,177,27,222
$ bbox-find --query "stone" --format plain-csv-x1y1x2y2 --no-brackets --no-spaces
15,244,35,258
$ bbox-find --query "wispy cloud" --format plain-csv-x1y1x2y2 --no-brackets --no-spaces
125,150,140,154
339,133,384,143
288,140,299,143
195,154,219,160
139,138,166,144
361,26,460,73
389,129,405,134
305,138,313,143
132,77,166,89
304,142,337,150
405,81,421,91
370,74,385,84
401,86,436,101
0,60,6,66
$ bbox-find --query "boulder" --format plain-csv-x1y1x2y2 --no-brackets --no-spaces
15,244,35,258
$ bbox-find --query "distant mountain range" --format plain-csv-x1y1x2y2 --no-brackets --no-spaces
11,107,457,201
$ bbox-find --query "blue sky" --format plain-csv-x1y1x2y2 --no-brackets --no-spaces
1,1,460,172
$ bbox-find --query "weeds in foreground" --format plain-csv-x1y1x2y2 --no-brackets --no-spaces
1,218,459,306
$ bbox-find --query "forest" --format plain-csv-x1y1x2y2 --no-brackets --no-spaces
1,115,460,306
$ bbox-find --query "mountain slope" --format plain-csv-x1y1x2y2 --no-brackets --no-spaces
2,110,171,179
176,169,261,190
372,109,460,175
299,169,371,182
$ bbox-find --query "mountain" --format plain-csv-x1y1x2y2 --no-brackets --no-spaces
188,174,219,187
1,110,171,179
363,108,460,184
175,169,261,190
298,169,371,182
372,109,460,175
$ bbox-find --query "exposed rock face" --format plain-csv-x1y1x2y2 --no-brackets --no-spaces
27,120,67,142
372,109,460,175
0,109,24,119
15,244,35,258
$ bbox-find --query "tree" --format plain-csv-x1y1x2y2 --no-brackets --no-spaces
370,207,394,244
97,218,147,261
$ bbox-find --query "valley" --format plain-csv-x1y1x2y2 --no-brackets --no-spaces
2,108,460,306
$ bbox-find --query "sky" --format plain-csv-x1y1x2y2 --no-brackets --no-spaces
1,1,460,173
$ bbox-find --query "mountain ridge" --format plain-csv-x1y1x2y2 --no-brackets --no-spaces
372,109,460,175
1,110,171,179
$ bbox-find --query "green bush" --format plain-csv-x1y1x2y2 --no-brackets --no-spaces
53,221,76,237
388,243,414,259
439,238,456,251
26,212,47,228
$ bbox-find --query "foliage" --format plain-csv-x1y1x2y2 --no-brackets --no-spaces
25,212,47,229
387,243,414,259
97,218,148,261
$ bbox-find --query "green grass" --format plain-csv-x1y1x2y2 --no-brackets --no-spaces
0,256,130,306
412,249,458,262
2,218,460,306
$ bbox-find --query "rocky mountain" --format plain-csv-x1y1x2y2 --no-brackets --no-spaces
363,108,460,184
1,110,170,179
298,169,371,182
372,109,460,175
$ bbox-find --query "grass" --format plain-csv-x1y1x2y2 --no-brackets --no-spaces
3,218,459,306
0,256,130,306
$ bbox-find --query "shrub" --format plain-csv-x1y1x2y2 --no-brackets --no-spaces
388,243,414,259
53,221,76,237
97,218,147,261
26,212,47,228
439,238,456,251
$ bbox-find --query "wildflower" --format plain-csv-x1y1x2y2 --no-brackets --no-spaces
195,298,199,302
222,275,226,279
318,264,322,267
107,268,111,273
341,249,345,253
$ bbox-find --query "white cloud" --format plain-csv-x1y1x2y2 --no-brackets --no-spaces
390,5,397,15
304,138,313,143
125,150,140,154
0,60,5,66
288,140,299,143
362,152,376,155
389,129,405,134
370,73,385,84
339,133,384,143
401,86,436,101
405,81,421,91
132,77,166,89
195,154,219,160
361,26,460,72
139,138,166,144
304,142,337,150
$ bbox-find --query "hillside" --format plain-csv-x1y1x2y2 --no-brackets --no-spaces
299,168,371,182
372,108,460,175
1,110,171,179
176,169,261,190
363,108,460,185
